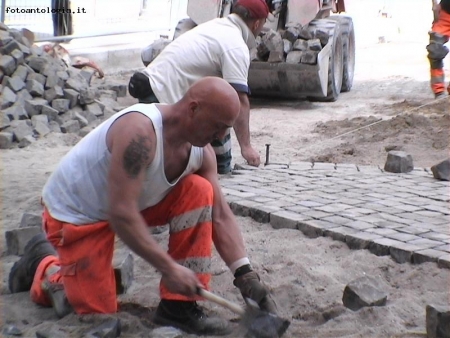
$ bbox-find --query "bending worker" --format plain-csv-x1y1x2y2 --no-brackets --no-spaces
428,0,450,98
128,0,270,174
9,77,277,336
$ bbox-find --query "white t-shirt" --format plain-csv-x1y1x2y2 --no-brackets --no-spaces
144,14,256,104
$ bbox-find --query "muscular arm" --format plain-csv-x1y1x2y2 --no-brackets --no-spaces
107,112,200,295
234,92,261,166
196,145,247,266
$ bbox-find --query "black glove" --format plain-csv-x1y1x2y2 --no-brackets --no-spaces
128,71,152,100
233,267,278,314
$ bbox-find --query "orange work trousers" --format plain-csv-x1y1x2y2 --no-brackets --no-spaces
430,9,450,94
30,174,214,314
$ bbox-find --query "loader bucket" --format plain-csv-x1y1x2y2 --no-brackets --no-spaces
248,41,331,99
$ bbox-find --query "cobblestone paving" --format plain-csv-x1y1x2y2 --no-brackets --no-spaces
220,162,450,269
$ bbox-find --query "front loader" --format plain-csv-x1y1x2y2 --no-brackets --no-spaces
143,0,355,102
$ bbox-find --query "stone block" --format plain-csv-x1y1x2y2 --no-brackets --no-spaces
27,56,49,73
63,88,79,108
79,109,98,124
11,120,33,141
282,27,300,43
293,39,308,51
5,76,25,92
41,105,59,121
298,27,313,40
307,38,322,51
52,98,70,113
84,319,121,338
18,135,35,147
27,72,46,86
267,50,284,63
431,158,450,181
286,51,303,65
13,64,29,81
314,28,329,46
0,132,13,149
1,86,16,109
297,221,324,238
79,88,96,105
20,212,42,228
80,69,95,84
0,55,15,75
61,120,80,133
113,250,134,294
301,51,318,64
342,276,388,311
25,98,48,117
230,200,259,217
26,79,45,97
0,111,10,129
11,49,24,65
73,112,89,128
384,151,414,173
97,82,127,98
283,39,293,54
86,102,103,117
44,86,64,102
5,104,28,120
5,226,43,255
65,77,88,92
270,210,308,230
426,304,450,338
49,121,61,133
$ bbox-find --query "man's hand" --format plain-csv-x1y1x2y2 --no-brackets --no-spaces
233,271,278,314
241,145,261,167
161,264,204,297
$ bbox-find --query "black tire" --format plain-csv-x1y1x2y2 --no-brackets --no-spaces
173,18,197,40
307,19,344,102
329,15,355,92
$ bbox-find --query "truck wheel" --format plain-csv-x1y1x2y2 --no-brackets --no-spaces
308,19,344,102
173,18,197,39
329,16,355,92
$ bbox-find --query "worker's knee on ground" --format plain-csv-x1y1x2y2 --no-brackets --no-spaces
128,72,151,99
181,174,214,200
427,42,448,69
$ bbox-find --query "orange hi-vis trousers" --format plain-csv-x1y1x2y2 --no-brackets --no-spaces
430,9,450,94
30,174,214,314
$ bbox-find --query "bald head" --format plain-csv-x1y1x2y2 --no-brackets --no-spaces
183,77,240,121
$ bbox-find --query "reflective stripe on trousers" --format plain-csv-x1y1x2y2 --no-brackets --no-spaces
30,174,214,314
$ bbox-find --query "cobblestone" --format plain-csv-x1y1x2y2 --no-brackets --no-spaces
220,162,450,269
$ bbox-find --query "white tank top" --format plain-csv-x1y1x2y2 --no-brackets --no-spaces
42,103,204,225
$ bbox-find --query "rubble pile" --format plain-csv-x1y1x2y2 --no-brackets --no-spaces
0,23,127,149
254,23,330,64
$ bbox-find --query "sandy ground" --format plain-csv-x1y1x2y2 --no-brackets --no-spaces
1,22,450,338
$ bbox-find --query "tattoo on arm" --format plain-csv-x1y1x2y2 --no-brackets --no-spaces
123,135,151,178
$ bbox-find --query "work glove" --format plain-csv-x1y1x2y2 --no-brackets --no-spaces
128,71,152,100
233,270,278,314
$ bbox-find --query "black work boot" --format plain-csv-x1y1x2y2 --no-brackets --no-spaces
41,279,72,318
9,233,57,293
154,300,232,336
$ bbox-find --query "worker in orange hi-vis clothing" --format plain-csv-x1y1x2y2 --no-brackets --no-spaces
7,77,279,337
428,0,450,98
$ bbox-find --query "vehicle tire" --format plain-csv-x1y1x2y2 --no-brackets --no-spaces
329,15,355,92
307,19,344,102
173,18,197,39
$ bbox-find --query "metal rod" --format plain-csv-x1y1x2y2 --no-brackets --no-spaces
34,27,171,43
0,0,6,23
265,144,271,166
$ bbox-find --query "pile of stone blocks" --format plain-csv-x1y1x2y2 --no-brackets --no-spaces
0,23,127,149
254,24,330,64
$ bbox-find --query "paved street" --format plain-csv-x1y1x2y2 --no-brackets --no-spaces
220,162,450,269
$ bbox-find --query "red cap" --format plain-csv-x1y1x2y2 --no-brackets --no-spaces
235,0,270,19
